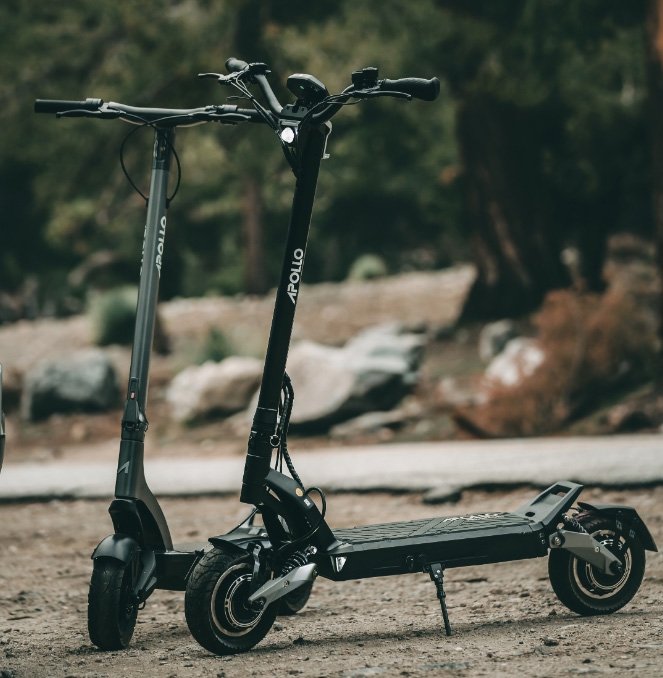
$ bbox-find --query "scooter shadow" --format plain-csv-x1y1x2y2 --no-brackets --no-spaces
244,608,658,656
73,608,655,659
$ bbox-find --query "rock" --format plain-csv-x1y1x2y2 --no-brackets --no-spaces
70,421,89,442
422,484,463,504
0,364,22,412
436,375,486,408
433,323,456,341
478,320,518,362
607,404,654,433
329,408,410,439
345,323,425,371
484,338,545,387
285,341,355,427
22,350,120,421
167,356,262,422
605,393,663,433
286,325,425,431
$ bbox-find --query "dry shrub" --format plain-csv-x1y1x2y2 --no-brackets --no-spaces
456,288,658,437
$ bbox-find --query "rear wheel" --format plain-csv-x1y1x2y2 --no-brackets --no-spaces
88,558,138,650
185,547,277,655
548,515,645,616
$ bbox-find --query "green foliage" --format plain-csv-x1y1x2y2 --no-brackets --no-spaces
347,254,388,281
89,286,137,346
0,0,654,312
197,327,234,364
428,0,650,240
272,1,462,279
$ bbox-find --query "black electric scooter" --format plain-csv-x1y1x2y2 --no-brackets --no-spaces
184,60,658,655
34,95,308,651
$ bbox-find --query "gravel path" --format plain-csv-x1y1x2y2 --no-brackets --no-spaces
1,486,661,677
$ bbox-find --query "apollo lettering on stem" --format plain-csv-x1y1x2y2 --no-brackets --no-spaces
287,248,304,304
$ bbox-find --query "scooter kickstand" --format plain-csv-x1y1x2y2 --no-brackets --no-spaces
427,562,452,636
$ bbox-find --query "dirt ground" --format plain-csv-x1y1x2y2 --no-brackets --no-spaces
1,486,661,678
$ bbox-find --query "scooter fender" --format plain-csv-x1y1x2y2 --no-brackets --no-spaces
207,536,255,560
91,533,140,563
577,501,658,552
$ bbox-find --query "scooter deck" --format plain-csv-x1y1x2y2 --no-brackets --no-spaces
317,482,586,581
322,511,546,580
334,511,531,543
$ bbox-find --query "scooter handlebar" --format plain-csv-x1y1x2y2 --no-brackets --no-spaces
34,98,103,114
380,77,440,102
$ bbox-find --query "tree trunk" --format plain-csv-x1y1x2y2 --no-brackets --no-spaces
457,94,570,322
232,0,270,296
645,0,663,389
241,175,267,295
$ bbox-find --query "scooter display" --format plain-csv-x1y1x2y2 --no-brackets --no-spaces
33,95,308,651
184,59,658,655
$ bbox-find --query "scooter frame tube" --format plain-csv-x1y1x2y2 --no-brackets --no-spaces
112,127,174,551
241,123,330,505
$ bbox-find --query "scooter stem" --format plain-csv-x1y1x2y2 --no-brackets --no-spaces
241,123,331,505
113,127,175,550
127,128,174,413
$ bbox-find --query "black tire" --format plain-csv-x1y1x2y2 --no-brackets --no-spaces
88,558,138,650
279,582,313,616
548,514,646,616
185,547,277,656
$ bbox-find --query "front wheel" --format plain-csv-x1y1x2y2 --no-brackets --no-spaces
88,558,138,650
185,547,277,655
548,514,646,616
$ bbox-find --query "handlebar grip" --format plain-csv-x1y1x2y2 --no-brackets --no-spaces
34,98,103,114
225,57,249,73
380,77,440,102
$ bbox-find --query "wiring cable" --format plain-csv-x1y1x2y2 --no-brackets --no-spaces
115,111,182,206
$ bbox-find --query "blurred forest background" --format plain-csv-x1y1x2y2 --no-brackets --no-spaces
3,0,663,443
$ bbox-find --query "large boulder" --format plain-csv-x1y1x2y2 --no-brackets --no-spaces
286,324,425,431
22,349,120,421
167,356,263,423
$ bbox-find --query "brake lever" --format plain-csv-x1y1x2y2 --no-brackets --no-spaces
355,90,412,101
208,113,252,124
56,109,119,119
198,70,248,85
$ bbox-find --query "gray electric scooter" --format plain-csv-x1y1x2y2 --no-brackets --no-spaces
34,94,308,651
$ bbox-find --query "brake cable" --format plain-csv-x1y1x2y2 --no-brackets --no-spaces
116,112,183,207
273,373,303,487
